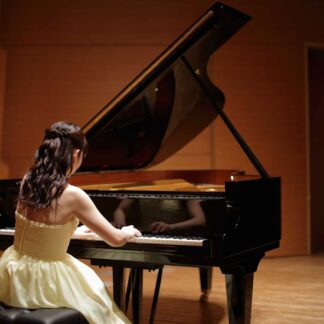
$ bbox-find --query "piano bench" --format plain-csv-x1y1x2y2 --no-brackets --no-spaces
0,304,88,324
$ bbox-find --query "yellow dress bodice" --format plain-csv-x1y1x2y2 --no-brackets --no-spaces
13,212,79,260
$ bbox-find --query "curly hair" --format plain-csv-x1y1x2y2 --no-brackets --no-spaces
18,121,88,209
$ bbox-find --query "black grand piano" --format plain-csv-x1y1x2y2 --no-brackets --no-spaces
0,3,281,324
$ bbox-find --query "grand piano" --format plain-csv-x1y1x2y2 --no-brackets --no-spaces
0,2,281,324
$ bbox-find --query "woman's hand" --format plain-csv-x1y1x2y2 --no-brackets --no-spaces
121,225,142,240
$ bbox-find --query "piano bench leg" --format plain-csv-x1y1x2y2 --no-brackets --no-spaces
125,268,134,313
149,267,163,324
113,266,126,311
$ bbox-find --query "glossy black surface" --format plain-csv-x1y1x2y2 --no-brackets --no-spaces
80,2,250,171
0,179,19,229
0,177,281,264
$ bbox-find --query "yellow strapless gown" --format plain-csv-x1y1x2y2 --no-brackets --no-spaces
0,212,130,324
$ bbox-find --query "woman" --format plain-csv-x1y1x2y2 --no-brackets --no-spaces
0,121,141,324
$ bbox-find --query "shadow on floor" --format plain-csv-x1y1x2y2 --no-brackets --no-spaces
127,296,226,324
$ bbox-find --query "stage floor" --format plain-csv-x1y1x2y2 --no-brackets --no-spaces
93,252,324,324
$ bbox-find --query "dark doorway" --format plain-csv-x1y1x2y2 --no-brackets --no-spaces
308,47,324,253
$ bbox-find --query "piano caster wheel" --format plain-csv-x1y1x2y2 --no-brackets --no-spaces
199,289,210,303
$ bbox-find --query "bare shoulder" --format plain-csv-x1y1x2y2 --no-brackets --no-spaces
64,184,88,199
65,184,85,194
49,185,92,222
61,184,91,206
62,185,101,221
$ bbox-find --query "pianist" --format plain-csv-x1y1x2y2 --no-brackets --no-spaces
0,121,141,324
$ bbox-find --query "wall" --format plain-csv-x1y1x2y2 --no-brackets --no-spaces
0,48,9,178
1,0,324,256
309,49,324,251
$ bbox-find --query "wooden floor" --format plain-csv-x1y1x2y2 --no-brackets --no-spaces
93,252,324,324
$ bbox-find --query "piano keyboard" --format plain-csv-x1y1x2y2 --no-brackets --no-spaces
128,234,205,246
0,228,206,247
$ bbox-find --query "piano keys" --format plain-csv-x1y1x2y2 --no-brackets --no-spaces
0,227,207,247
0,2,281,324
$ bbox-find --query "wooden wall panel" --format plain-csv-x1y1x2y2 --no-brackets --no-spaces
209,44,307,256
0,49,9,178
2,45,165,176
309,49,324,251
0,0,211,45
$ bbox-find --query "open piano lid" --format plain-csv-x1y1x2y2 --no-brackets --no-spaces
79,3,251,172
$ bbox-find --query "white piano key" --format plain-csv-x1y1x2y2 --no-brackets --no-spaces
0,228,15,236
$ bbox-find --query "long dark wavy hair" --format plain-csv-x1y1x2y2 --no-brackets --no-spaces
18,121,88,209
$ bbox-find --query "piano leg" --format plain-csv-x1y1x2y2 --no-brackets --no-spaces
131,268,143,324
149,267,163,324
112,266,126,312
220,253,264,324
113,265,163,324
199,266,213,302
225,272,253,324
